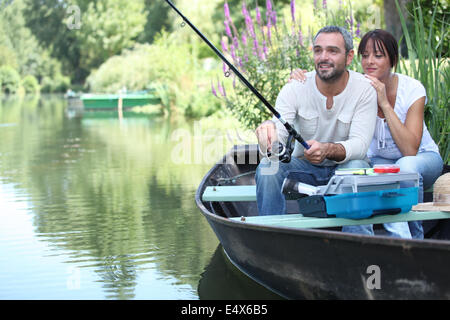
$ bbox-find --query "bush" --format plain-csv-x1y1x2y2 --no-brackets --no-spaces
22,75,40,94
86,44,154,93
0,65,20,94
40,74,70,93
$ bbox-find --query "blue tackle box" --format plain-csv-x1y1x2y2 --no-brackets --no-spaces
284,172,420,219
323,187,418,219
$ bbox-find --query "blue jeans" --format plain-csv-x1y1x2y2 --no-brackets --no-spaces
255,158,370,215
342,151,443,238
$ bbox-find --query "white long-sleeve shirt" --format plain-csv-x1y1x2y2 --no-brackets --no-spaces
273,70,378,166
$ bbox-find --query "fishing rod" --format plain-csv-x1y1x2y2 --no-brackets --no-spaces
165,0,309,162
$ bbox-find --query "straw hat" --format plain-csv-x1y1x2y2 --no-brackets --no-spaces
412,173,450,212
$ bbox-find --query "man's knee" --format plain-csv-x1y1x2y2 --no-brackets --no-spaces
255,158,283,179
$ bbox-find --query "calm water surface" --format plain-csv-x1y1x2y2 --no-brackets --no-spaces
0,96,280,300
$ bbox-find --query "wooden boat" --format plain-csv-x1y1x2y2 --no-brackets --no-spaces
195,145,450,299
80,92,160,109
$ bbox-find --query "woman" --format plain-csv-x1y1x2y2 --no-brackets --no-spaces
289,29,443,239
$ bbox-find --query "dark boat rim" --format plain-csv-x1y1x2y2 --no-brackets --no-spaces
195,150,450,250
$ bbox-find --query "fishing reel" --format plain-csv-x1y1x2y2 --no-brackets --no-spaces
266,132,296,163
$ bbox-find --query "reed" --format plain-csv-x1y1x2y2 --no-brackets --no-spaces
395,0,449,164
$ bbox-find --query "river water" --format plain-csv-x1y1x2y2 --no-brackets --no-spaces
0,95,281,300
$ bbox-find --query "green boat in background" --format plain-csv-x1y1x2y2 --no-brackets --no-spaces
80,92,161,109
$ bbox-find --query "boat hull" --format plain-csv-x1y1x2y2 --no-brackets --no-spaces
202,212,450,299
195,145,450,299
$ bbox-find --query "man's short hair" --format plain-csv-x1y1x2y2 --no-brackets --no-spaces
313,26,354,54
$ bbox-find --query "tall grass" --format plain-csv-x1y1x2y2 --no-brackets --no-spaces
395,0,449,164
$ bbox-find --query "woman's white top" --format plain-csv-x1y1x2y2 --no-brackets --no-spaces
367,73,440,159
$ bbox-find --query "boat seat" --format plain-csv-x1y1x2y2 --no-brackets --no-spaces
202,185,257,202
229,211,450,229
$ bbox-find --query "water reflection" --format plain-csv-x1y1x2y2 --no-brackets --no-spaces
0,96,219,299
198,245,284,300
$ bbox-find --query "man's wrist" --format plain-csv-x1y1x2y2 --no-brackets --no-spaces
325,142,346,162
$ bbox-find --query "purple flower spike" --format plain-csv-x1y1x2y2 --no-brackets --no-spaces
242,2,249,19
263,40,268,56
224,2,231,21
290,0,296,24
271,11,277,27
266,0,273,25
267,21,272,44
266,0,272,13
241,32,247,46
230,43,237,62
211,81,217,97
256,6,262,26
224,20,232,38
217,80,224,96
221,38,228,53
322,0,327,10
253,38,259,57
245,16,256,38
356,22,361,38
233,36,239,50
221,82,227,97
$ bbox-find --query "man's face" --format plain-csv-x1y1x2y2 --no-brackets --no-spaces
313,32,353,82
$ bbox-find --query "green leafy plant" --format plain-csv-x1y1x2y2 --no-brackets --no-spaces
0,65,20,94
395,0,449,164
21,75,40,95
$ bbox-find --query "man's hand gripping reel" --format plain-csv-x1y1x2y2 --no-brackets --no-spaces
268,132,296,163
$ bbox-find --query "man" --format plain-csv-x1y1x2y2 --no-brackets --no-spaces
255,26,378,216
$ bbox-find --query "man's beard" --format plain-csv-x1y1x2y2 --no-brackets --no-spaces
315,61,346,83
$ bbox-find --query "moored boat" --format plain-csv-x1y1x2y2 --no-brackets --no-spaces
80,92,161,109
195,144,450,299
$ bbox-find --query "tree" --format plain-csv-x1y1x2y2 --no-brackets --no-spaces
138,0,173,44
384,0,411,55
23,0,86,82
75,0,146,71
23,0,146,84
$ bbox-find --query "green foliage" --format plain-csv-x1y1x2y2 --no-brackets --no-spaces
0,0,68,93
40,74,71,93
22,75,40,95
406,0,449,56
87,30,222,118
138,0,173,44
23,0,147,83
0,66,21,94
76,0,146,71
395,0,449,164
86,44,154,93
